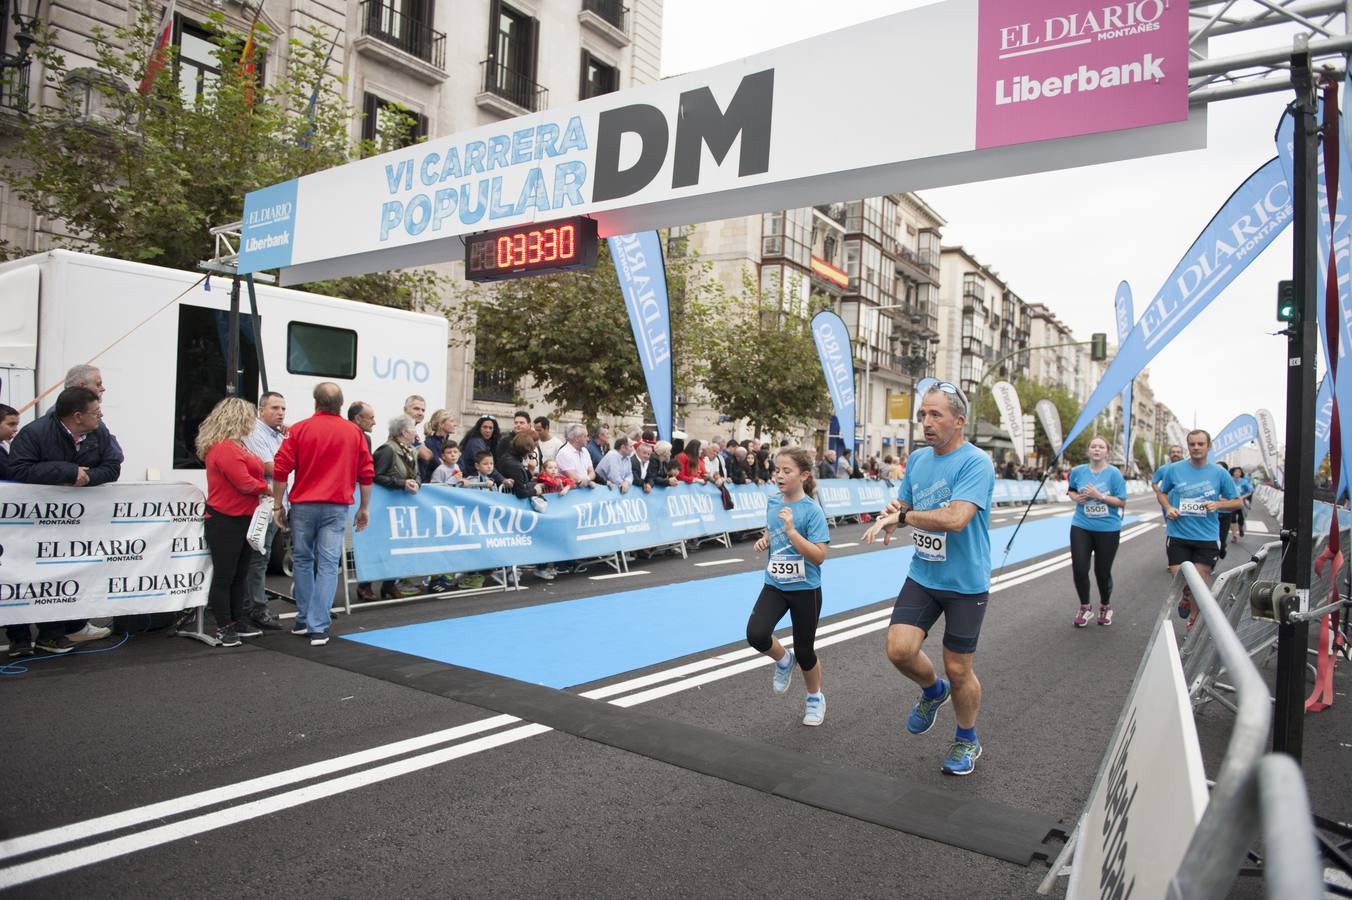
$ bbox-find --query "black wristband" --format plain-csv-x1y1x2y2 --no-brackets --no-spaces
898,508,907,527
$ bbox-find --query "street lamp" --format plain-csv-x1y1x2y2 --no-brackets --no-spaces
1,0,42,109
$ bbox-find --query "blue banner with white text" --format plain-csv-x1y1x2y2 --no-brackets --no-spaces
1114,281,1133,467
812,311,856,455
609,231,673,442
1059,157,1292,454
352,480,911,581
1208,413,1259,464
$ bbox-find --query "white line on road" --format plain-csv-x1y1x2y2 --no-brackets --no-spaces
693,558,743,568
589,570,652,581
833,542,859,549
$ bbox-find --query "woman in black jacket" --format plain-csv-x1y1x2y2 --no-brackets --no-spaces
498,431,548,505
373,415,420,598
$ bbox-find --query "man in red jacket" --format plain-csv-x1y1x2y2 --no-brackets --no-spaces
272,383,373,646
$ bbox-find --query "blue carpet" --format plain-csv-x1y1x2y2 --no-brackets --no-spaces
347,511,1141,688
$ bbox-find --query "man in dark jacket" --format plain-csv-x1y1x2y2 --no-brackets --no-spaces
0,403,17,481
8,387,123,486
6,387,118,656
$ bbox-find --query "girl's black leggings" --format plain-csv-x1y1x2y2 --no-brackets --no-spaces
1070,525,1120,607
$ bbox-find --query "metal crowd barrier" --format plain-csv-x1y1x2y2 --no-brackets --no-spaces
1165,563,1321,899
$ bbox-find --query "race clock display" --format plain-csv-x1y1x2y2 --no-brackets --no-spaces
463,216,599,282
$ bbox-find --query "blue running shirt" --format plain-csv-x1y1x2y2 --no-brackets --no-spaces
897,442,995,595
764,494,830,591
1157,460,1239,543
1068,464,1127,532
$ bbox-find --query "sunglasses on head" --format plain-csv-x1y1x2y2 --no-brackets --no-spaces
932,381,969,413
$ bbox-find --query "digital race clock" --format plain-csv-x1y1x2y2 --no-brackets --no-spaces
463,216,599,282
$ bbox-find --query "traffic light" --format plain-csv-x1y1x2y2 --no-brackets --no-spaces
1090,332,1107,361
1276,280,1297,323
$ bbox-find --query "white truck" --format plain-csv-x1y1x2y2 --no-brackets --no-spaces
0,249,450,486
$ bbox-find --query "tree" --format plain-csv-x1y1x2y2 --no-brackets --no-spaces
452,238,722,424
699,271,831,436
1,7,442,307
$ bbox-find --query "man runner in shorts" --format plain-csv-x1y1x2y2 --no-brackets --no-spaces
1155,430,1241,622
864,382,995,776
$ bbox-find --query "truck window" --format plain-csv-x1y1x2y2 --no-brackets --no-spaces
287,321,357,379
174,305,260,469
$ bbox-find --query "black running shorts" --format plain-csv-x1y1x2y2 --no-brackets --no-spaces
1166,537,1221,570
889,577,989,654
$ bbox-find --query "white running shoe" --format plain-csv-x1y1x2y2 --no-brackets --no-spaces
772,650,795,694
67,623,111,643
802,693,825,726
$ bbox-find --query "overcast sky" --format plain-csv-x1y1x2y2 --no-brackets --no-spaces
662,0,1317,446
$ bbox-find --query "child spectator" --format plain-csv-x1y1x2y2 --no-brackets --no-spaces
462,450,503,489
536,458,575,496
431,442,465,485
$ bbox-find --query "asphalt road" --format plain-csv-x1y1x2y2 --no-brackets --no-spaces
2,496,1347,898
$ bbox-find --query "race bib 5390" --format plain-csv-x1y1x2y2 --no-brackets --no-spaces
912,529,947,562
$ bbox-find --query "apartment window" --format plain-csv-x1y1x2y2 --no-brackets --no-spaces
486,1,539,108
361,93,428,151
580,50,618,99
363,0,442,65
760,264,810,319
176,20,222,105
762,209,811,267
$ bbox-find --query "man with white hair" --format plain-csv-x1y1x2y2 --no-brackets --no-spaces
65,364,105,398
556,424,597,488
241,391,287,631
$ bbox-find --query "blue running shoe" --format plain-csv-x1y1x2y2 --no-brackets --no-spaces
906,679,951,734
941,737,982,775
772,650,795,694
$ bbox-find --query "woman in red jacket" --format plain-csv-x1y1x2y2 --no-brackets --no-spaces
675,438,708,484
196,397,271,647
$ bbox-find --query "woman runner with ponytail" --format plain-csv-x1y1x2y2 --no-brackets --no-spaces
746,446,832,725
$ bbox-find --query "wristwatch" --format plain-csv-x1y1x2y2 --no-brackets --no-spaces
898,508,907,527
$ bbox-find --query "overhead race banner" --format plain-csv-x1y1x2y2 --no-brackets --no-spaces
1115,281,1134,467
1208,413,1259,463
812,311,856,453
1255,407,1283,488
1065,618,1208,900
1035,398,1063,451
1059,157,1292,455
992,380,1027,460
238,0,1198,284
0,482,210,625
1315,374,1333,478
609,231,673,441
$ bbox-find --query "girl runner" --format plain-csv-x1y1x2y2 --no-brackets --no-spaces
1067,436,1128,626
746,447,831,725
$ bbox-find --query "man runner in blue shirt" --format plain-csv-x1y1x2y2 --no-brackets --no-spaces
1155,430,1242,622
864,383,995,776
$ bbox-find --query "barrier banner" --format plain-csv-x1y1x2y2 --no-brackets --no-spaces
1065,619,1208,900
992,380,1026,461
1059,157,1292,455
811,311,856,453
1115,281,1134,468
1208,412,1259,464
350,480,910,581
0,482,210,625
1034,398,1062,452
609,231,673,442
1255,407,1283,488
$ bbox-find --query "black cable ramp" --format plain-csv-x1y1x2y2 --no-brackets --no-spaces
261,634,1066,866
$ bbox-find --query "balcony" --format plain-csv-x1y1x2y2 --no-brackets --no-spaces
962,281,986,303
477,60,549,116
579,0,630,47
355,1,447,84
894,245,938,285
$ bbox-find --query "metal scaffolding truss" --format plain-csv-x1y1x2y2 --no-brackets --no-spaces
1189,0,1352,102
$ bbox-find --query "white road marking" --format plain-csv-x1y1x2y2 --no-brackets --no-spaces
588,570,651,581
833,542,860,549
0,519,1160,887
693,558,743,567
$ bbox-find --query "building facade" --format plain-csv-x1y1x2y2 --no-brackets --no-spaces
0,0,663,427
